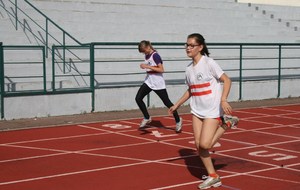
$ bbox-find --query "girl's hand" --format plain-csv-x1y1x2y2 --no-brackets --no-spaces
140,63,148,69
168,105,178,115
221,101,232,115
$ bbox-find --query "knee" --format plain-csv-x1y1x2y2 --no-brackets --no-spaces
199,141,213,150
195,141,211,151
135,95,142,103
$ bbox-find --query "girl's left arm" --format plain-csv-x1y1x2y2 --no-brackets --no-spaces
219,73,232,115
140,63,164,73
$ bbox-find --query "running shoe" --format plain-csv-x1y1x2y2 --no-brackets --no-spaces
139,117,152,129
223,115,239,129
175,117,183,133
198,176,222,189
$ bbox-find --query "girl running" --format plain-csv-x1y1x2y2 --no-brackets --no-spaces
169,33,238,189
135,40,182,132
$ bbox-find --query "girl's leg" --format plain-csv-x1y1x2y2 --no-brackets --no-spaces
200,119,220,175
192,116,219,175
211,116,239,147
210,118,226,147
135,83,152,119
154,89,180,122
193,116,222,189
192,115,203,150
211,127,226,147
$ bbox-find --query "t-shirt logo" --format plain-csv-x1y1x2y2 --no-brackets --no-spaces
196,73,203,81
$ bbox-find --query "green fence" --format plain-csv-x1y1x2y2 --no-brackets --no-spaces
0,42,4,118
1,42,300,118
88,42,300,99
0,0,83,58
1,1,299,119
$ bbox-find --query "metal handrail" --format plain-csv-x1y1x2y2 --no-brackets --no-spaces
23,0,82,45
1,42,300,118
1,1,300,118
0,0,83,62
0,42,4,119
2,43,300,93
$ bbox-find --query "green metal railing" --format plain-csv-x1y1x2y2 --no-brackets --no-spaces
1,1,300,119
1,42,300,118
89,42,300,92
1,45,46,95
0,42,4,119
0,0,83,60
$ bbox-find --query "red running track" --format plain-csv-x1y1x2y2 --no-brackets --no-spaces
0,104,299,190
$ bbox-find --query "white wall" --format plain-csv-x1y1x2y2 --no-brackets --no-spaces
4,93,91,120
4,79,300,120
238,0,300,7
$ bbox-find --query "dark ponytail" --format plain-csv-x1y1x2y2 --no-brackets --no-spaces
187,33,210,57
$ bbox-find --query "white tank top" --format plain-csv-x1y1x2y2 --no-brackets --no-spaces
144,52,166,90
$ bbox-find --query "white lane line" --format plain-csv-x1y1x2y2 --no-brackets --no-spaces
0,152,69,163
1,132,110,145
0,161,152,186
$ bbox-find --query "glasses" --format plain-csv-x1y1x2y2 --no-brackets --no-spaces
184,43,200,49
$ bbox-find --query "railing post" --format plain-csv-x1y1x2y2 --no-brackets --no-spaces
15,0,18,30
42,46,46,93
45,18,49,58
52,45,56,91
63,32,66,73
0,42,4,119
239,44,243,100
277,44,282,98
90,43,95,112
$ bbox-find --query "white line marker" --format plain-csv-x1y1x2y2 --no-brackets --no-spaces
249,150,298,161
151,130,178,138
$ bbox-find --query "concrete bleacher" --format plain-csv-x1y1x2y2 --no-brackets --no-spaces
1,0,299,44
25,0,299,43
245,3,300,33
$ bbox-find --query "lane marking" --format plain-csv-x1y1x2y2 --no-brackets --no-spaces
0,105,299,188
249,150,298,161
151,130,178,138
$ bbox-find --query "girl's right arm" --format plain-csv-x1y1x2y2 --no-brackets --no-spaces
168,89,191,115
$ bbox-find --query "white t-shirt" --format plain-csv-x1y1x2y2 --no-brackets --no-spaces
185,55,224,118
144,52,166,90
